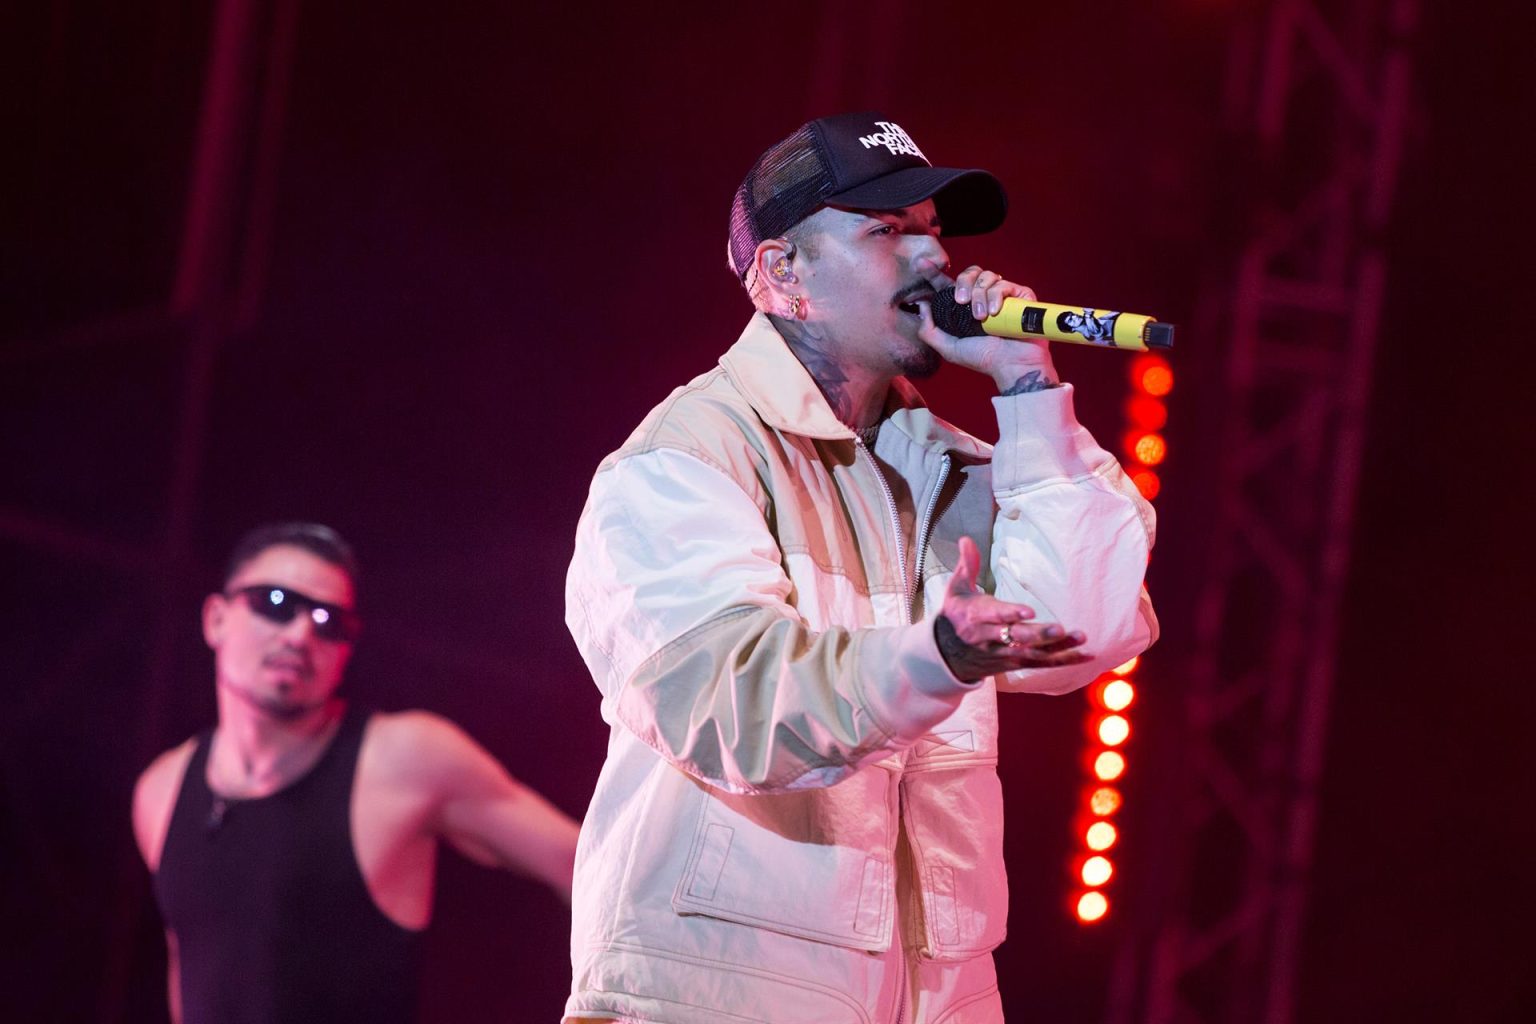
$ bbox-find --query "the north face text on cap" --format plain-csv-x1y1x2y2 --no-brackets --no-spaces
858,121,927,161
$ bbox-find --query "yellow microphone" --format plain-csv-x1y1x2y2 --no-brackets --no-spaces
930,287,1175,352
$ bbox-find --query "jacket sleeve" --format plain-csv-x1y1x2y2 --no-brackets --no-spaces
565,446,977,795
987,385,1160,695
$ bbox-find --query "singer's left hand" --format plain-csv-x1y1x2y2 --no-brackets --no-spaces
917,266,1059,391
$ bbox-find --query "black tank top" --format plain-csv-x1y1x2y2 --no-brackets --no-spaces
154,708,422,1024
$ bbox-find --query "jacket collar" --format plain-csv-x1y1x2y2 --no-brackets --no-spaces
718,312,991,460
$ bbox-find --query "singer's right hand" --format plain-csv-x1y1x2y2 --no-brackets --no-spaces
917,266,1060,391
934,536,1089,682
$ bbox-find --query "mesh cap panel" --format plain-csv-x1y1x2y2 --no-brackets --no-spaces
728,125,835,280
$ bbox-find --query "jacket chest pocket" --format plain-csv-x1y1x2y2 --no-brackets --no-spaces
672,767,899,952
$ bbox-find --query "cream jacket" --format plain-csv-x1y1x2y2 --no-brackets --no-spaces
564,314,1157,1023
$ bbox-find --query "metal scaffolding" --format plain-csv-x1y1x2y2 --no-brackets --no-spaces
1107,2,1419,1022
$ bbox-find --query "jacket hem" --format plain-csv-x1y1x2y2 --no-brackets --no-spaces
569,940,874,1024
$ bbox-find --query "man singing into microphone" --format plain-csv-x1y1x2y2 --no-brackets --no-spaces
563,112,1158,1022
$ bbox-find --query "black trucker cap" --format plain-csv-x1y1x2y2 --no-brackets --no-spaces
728,112,1008,280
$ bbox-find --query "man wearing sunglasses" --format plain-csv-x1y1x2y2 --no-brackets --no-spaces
131,522,579,1024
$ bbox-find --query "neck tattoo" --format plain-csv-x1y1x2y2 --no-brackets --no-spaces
773,317,893,443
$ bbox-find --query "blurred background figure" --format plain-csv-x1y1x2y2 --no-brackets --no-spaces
132,523,578,1024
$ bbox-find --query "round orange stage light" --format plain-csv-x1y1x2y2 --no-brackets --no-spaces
1112,656,1139,676
1130,433,1167,466
1132,470,1161,500
1103,679,1135,711
1098,714,1130,747
1086,821,1118,851
1094,751,1126,781
1081,855,1114,887
1124,395,1168,431
1090,786,1122,816
1133,356,1174,397
1076,891,1109,922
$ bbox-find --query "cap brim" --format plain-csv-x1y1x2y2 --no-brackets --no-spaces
826,166,1008,236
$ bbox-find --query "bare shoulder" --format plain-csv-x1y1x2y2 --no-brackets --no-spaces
132,738,198,870
361,710,492,785
365,709,477,758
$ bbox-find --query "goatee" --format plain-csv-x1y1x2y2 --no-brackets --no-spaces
896,346,942,380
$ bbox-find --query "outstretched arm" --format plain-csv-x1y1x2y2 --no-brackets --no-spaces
380,713,579,900
568,448,985,796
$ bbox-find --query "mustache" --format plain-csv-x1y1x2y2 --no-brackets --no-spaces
893,281,936,307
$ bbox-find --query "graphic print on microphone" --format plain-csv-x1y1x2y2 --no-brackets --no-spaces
1057,308,1122,345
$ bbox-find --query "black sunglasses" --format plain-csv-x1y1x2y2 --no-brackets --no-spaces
226,584,361,644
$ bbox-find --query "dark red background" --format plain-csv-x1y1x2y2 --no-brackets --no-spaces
2,2,1530,1021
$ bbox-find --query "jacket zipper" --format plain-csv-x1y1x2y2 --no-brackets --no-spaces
911,454,952,614
855,438,912,623
860,440,941,1024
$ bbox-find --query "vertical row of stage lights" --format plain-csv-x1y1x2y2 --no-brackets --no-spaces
1071,353,1172,924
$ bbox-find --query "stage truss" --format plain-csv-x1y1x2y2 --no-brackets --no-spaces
1107,1,1419,1022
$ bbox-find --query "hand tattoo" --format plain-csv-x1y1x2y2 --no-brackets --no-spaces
1000,370,1061,396
935,614,968,669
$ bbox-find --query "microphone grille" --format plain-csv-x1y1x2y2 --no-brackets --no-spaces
929,288,989,339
